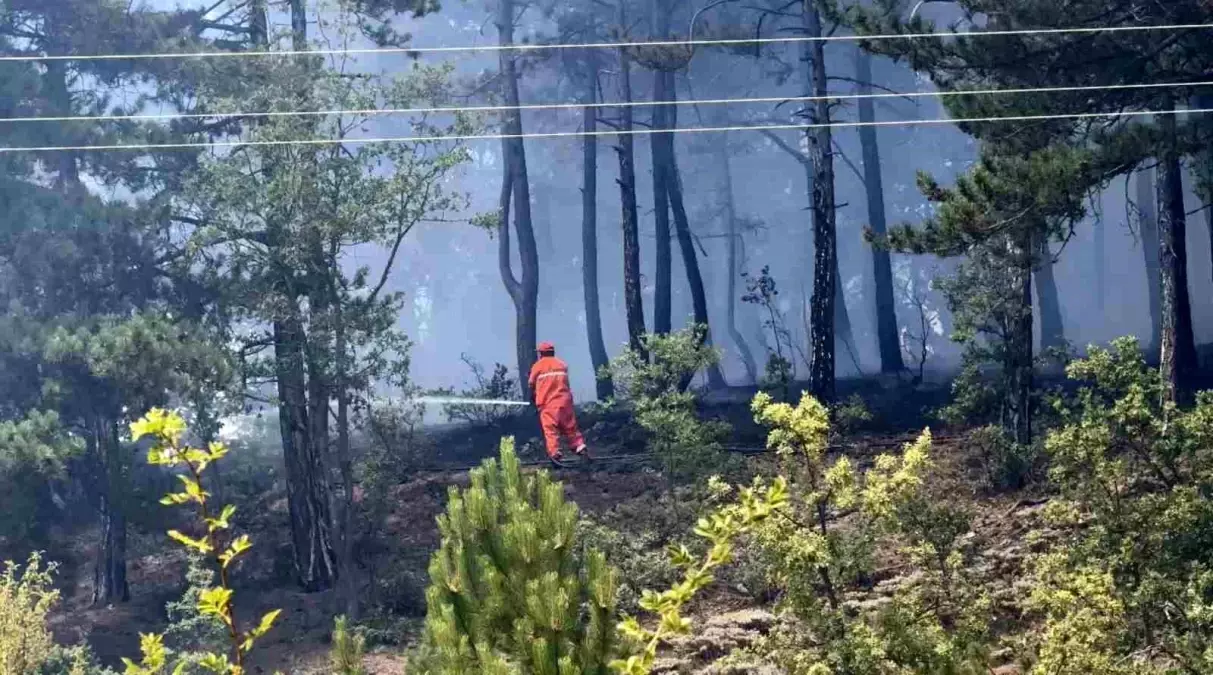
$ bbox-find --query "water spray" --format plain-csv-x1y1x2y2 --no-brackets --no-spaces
409,395,532,407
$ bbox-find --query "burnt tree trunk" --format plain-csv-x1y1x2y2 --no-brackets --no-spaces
719,137,759,384
804,0,837,404
1034,239,1065,356
855,47,903,374
582,83,614,399
614,8,647,359
496,0,541,396
1157,104,1198,405
1137,167,1163,354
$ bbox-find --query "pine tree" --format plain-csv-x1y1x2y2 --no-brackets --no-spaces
879,146,1093,445
851,0,1209,403
413,438,619,674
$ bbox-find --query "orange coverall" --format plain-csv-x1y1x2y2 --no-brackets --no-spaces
527,354,586,459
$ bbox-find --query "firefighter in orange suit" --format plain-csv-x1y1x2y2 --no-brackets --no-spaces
528,341,590,465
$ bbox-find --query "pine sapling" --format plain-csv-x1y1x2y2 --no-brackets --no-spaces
414,437,620,674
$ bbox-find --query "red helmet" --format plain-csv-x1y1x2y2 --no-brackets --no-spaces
537,341,555,353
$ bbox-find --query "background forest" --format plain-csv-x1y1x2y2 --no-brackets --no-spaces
3,0,1213,673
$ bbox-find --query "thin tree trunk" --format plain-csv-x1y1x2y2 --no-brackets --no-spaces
92,419,128,605
1009,240,1034,447
335,373,358,619
804,0,837,404
331,257,358,619
1137,167,1163,354
720,138,759,383
855,47,903,374
615,7,647,359
496,0,541,396
651,60,725,386
650,51,673,334
1034,238,1065,356
666,144,727,388
800,160,857,376
582,88,614,400
1157,104,1198,405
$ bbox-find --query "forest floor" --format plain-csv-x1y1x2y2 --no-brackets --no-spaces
44,375,1049,674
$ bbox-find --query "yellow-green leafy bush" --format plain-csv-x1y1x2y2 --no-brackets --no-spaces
0,552,58,674
741,391,988,674
1024,337,1213,674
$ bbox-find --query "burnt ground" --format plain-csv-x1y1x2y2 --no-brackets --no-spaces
44,374,1052,673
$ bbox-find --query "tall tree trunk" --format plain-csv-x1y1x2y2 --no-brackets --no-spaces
582,86,614,400
800,161,857,376
1034,238,1065,356
1137,167,1163,354
804,0,837,404
855,47,903,374
651,64,725,386
92,419,128,605
1157,104,1198,405
719,137,759,384
615,7,647,359
496,0,541,396
1008,245,1034,447
650,1,673,335
665,143,728,388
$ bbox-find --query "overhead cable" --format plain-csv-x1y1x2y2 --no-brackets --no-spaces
2,106,1208,154
2,22,1210,63
4,80,1211,125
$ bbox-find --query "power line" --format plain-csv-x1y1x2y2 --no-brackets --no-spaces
3,106,1208,154
5,80,1210,125
2,22,1211,63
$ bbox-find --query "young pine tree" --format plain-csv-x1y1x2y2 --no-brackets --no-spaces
411,437,619,674
876,147,1091,446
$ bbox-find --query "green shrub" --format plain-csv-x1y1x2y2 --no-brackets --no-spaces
162,555,228,664
967,424,1042,491
608,326,731,479
576,520,678,615
330,616,366,675
410,437,619,674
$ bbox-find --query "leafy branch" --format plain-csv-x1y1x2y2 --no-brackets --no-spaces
124,408,282,675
